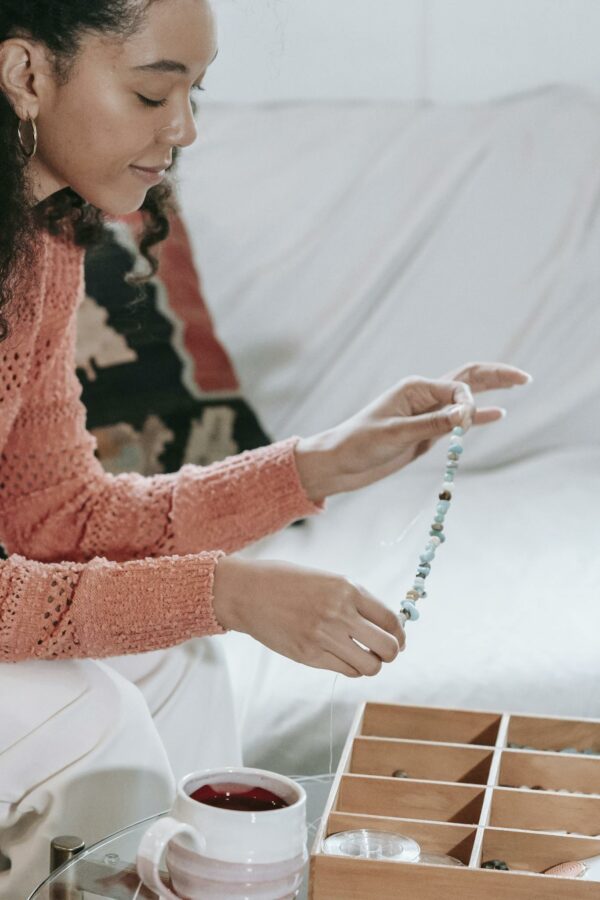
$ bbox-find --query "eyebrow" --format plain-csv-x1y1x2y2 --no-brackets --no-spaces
132,49,219,76
133,59,189,74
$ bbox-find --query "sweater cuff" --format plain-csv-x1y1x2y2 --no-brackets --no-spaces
171,437,325,556
76,552,227,658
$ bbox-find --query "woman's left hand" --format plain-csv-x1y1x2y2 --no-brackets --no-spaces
295,362,531,501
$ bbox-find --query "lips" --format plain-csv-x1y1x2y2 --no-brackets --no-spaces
129,166,167,186
133,162,171,173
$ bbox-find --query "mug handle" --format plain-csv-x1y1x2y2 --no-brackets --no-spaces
136,815,206,900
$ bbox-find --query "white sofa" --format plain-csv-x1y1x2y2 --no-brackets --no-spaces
177,86,600,776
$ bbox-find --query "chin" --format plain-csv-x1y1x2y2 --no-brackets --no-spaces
73,180,147,217
95,192,147,217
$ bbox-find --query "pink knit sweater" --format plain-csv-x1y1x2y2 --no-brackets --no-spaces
0,229,321,662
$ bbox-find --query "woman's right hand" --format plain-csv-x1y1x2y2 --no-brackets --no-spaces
212,556,405,677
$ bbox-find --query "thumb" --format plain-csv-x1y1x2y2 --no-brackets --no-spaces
404,403,472,440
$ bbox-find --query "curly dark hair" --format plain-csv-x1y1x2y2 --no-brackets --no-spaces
0,0,183,342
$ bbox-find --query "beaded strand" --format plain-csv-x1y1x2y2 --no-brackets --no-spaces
398,426,465,626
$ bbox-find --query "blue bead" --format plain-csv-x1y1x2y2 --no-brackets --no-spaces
437,532,446,543
420,549,435,563
401,600,420,621
452,426,465,436
413,584,424,595
434,514,445,523
444,471,455,482
437,500,450,514
448,444,464,455
417,565,430,576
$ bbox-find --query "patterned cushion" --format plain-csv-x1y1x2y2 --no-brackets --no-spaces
76,212,272,476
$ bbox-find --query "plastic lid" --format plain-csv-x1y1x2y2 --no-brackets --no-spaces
322,830,420,862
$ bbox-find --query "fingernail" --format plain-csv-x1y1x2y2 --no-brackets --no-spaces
498,408,507,418
525,374,534,384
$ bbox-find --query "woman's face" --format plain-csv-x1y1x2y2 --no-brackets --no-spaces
26,0,217,213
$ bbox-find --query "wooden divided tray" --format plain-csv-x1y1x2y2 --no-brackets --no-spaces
309,702,600,898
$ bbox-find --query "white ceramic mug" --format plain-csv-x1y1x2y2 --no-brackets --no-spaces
136,767,307,899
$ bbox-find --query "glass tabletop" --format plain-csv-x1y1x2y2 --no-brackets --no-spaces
28,775,333,900
29,812,166,899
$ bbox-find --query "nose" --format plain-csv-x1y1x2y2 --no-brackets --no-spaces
158,96,198,150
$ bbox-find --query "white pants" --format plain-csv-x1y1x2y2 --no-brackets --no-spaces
0,637,241,899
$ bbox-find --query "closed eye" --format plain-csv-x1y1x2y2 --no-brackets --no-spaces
136,92,167,109
136,84,206,108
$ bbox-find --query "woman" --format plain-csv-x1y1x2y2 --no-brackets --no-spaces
0,0,529,894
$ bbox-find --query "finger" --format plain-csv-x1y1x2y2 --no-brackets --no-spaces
395,401,473,443
472,406,507,425
327,634,384,677
400,377,475,412
312,650,362,678
350,617,401,663
441,363,532,394
353,589,406,650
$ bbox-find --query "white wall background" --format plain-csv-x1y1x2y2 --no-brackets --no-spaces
203,0,600,102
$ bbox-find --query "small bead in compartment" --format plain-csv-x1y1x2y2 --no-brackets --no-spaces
482,860,510,871
392,769,409,779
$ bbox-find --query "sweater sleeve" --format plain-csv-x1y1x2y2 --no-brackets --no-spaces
0,551,225,662
0,230,324,662
1,232,322,565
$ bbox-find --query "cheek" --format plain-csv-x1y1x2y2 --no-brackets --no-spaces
44,92,150,178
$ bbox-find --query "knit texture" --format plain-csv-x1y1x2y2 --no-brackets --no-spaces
0,229,322,662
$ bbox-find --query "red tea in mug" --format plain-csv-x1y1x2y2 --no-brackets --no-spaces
190,782,289,812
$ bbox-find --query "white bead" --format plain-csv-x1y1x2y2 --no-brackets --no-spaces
429,536,441,547
441,482,453,493
449,435,463,447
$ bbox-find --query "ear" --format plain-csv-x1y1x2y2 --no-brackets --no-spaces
0,38,49,120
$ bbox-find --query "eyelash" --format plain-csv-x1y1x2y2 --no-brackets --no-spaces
136,84,205,108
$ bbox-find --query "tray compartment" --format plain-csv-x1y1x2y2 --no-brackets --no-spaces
349,737,494,785
508,714,600,755
479,827,600,875
335,775,485,824
489,786,600,836
324,812,477,864
499,750,600,795
360,702,501,746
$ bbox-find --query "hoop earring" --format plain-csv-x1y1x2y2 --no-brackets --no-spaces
17,115,38,160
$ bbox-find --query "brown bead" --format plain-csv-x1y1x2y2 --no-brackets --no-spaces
447,452,459,461
438,491,452,501
431,523,444,532
406,590,419,600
